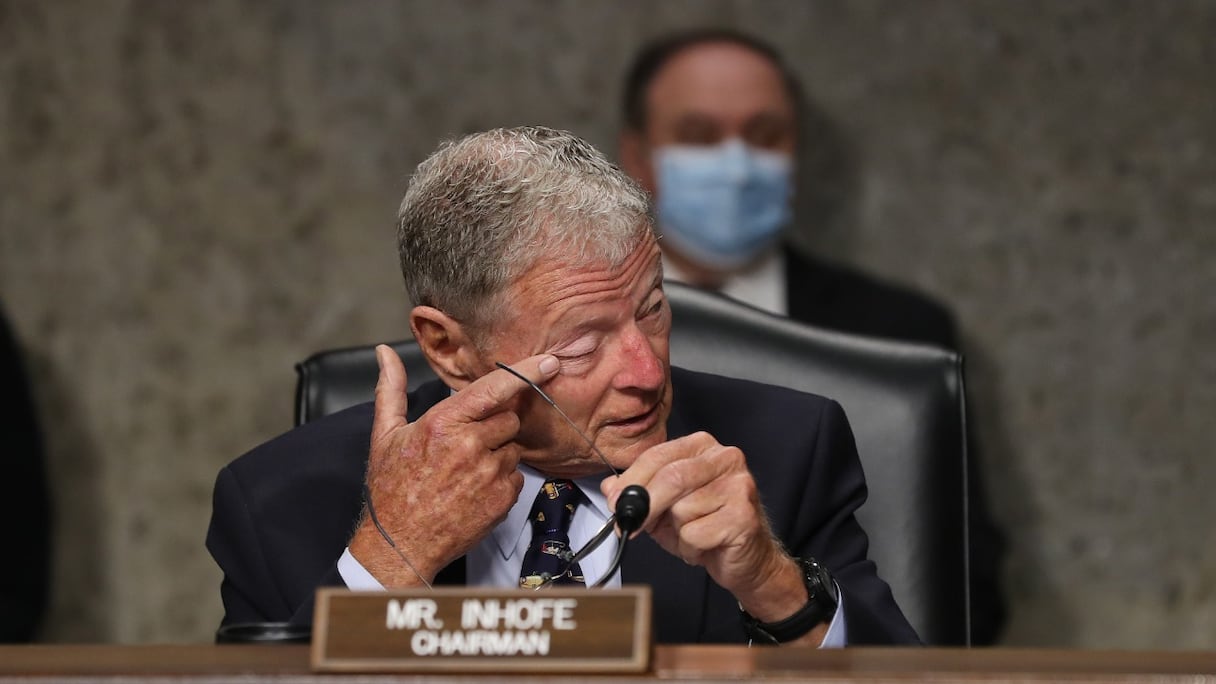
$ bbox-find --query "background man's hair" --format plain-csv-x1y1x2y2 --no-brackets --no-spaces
621,28,805,132
397,126,653,334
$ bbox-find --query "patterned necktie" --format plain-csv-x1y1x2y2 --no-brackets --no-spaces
519,479,585,588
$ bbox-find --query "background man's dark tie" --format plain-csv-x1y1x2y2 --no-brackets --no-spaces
519,479,585,587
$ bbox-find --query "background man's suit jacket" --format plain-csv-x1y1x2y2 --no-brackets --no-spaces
783,248,957,349
207,366,919,645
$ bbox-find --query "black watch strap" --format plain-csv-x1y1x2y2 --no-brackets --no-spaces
741,557,839,644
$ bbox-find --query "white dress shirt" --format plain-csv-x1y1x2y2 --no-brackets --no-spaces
661,248,788,316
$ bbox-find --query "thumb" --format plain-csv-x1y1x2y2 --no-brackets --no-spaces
601,474,623,509
371,344,409,442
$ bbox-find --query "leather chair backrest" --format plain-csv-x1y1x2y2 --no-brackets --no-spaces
294,280,970,645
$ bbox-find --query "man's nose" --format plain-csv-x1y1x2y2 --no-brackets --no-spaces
614,327,666,391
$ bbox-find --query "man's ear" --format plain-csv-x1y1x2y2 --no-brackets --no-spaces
619,129,658,195
409,306,482,390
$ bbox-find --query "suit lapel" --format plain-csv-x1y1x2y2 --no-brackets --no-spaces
784,246,827,324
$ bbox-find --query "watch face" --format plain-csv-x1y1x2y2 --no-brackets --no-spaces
807,559,839,605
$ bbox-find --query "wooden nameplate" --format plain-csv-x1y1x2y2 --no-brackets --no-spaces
310,586,652,673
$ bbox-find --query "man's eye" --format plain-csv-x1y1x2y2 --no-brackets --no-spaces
554,340,598,361
743,115,793,150
637,299,668,334
554,352,596,375
643,297,665,317
674,117,722,146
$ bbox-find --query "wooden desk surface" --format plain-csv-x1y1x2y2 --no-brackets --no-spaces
2,644,1215,683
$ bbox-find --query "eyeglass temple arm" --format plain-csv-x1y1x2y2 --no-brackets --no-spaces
562,515,618,566
536,520,624,591
494,361,621,476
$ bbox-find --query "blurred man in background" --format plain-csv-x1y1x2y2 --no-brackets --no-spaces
618,29,957,349
617,29,1005,644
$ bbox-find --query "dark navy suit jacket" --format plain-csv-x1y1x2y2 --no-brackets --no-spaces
206,367,919,645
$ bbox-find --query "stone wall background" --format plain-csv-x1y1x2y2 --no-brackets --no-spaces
1,0,1213,646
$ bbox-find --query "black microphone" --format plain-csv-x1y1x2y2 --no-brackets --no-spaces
589,484,650,588
614,484,650,533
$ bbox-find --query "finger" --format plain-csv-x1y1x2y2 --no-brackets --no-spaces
602,431,720,504
670,513,736,567
458,436,525,487
666,475,755,540
642,447,744,533
605,434,740,531
447,353,560,423
465,409,522,452
371,344,409,443
648,483,759,567
445,412,526,477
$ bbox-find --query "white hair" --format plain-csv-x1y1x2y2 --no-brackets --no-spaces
396,126,653,333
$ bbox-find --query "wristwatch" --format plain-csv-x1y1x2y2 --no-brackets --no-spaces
740,557,839,644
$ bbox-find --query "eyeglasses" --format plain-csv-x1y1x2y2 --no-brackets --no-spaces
363,362,649,591
494,362,649,590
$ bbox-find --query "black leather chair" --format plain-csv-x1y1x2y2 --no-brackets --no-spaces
294,281,971,645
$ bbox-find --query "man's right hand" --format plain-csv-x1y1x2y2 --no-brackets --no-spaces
348,344,560,586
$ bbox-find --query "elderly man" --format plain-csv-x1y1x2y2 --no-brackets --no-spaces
207,126,917,646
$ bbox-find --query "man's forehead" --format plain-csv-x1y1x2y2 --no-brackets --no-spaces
648,42,794,118
506,241,661,314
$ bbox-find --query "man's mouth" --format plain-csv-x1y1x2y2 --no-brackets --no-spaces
604,402,662,435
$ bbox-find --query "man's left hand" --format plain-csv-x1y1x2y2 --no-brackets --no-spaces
601,431,825,644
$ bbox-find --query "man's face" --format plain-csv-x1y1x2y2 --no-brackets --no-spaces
472,234,672,478
626,41,799,195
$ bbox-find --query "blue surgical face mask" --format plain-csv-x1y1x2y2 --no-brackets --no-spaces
653,139,794,270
